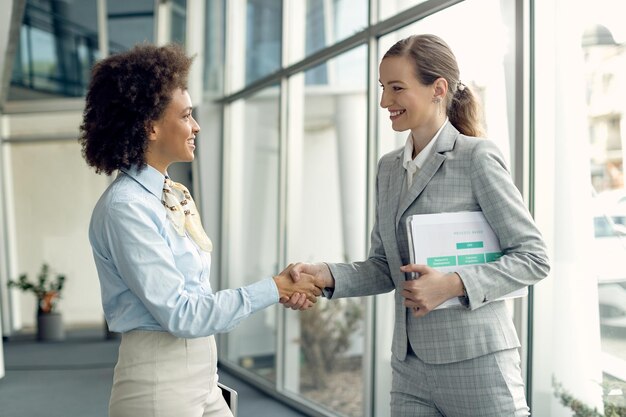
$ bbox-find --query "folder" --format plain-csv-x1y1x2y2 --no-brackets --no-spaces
218,382,238,416
406,211,527,309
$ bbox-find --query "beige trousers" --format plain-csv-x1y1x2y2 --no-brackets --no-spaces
109,330,233,417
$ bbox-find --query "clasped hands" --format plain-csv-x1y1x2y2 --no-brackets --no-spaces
273,263,334,310
275,262,464,315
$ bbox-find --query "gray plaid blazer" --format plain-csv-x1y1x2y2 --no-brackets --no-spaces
327,122,550,364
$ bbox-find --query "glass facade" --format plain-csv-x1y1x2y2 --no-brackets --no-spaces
283,46,368,417
9,0,100,99
532,0,626,414
379,0,429,21
312,0,367,51
8,0,156,101
204,0,225,96
246,0,283,86
106,0,154,51
223,85,281,383
3,0,626,415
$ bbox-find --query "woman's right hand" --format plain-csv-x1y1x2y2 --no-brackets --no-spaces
280,262,335,310
273,264,324,304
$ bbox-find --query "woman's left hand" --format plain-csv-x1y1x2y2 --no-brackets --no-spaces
400,264,464,318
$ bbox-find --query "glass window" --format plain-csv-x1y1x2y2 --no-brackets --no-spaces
226,0,282,92
170,0,187,46
379,0,428,22
223,85,281,383
246,0,282,85
215,0,524,415
533,0,626,414
107,0,155,52
9,0,100,100
284,45,368,417
286,0,367,65
204,0,225,96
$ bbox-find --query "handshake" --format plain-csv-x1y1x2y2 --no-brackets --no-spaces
272,263,335,310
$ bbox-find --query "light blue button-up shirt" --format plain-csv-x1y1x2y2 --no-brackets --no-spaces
89,164,279,338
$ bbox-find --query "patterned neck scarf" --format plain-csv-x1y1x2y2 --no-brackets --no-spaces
162,176,213,252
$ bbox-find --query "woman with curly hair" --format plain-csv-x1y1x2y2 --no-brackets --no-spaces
80,43,322,417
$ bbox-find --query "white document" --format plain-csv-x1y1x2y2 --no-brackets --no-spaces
406,211,527,309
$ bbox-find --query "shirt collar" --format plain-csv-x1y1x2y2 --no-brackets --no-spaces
403,118,449,171
120,164,166,199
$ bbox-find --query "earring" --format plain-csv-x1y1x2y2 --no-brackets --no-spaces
432,97,442,116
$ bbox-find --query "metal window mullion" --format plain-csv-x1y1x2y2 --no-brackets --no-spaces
26,24,33,89
274,0,293,393
216,0,243,359
217,100,232,356
360,29,381,417
186,0,205,106
220,0,464,104
155,0,171,46
275,74,288,395
97,0,108,58
0,126,14,336
524,0,537,409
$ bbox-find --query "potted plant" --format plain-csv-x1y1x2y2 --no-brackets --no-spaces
7,263,66,341
553,376,626,417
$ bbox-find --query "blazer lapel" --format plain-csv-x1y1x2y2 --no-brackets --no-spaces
388,152,405,222
395,123,458,226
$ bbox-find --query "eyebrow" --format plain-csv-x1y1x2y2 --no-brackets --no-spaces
379,79,406,85
181,106,193,114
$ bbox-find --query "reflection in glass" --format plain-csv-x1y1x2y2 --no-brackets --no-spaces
582,5,626,408
379,0,428,21
9,0,100,99
224,86,280,382
285,46,367,417
170,0,187,46
204,0,225,95
305,0,367,57
532,0,626,414
245,0,282,85
107,0,155,51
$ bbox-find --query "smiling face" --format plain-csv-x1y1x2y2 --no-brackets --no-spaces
379,56,444,138
146,88,200,174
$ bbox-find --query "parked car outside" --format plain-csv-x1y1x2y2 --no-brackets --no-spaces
593,189,626,329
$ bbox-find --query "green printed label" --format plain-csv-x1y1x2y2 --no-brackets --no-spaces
427,256,457,267
485,252,504,262
457,254,486,265
456,241,484,250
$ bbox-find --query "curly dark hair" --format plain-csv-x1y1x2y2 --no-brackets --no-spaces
79,43,193,175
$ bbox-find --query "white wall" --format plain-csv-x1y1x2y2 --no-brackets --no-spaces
3,111,109,329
